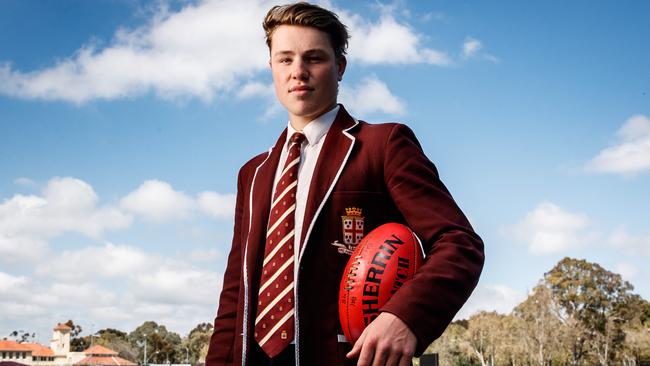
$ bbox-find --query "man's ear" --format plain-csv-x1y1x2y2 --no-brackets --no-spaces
268,59,272,68
337,55,347,81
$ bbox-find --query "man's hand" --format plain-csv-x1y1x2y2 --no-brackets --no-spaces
346,312,417,366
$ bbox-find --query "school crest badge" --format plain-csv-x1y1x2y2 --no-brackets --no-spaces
331,207,365,255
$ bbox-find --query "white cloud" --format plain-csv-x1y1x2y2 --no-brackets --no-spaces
500,201,594,255
0,0,272,103
236,81,283,120
608,226,650,256
0,177,131,238
0,272,28,294
0,1,456,104
614,262,640,282
14,177,36,187
120,180,195,222
2,252,223,339
188,248,223,262
30,239,222,305
120,180,236,222
340,76,405,116
461,36,499,63
0,177,232,265
197,191,236,220
0,276,122,339
49,282,118,306
0,177,132,264
585,114,650,175
35,242,152,281
342,12,451,66
0,176,233,340
0,235,48,264
420,12,447,23
130,267,221,306
0,275,51,334
462,37,482,58
236,81,274,100
456,283,525,319
41,178,131,238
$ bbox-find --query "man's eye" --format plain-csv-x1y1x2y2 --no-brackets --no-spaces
279,58,291,64
307,57,323,63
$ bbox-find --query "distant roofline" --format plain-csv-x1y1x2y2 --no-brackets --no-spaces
53,323,72,331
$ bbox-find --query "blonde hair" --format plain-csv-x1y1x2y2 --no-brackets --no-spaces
263,2,349,58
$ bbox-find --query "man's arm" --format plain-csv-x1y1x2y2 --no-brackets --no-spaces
381,123,484,350
349,123,485,365
205,170,246,366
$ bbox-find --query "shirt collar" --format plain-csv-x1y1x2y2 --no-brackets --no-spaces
286,105,339,148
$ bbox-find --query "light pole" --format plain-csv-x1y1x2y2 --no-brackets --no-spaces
142,333,147,366
183,347,189,363
140,329,159,365
145,350,159,365
90,324,96,347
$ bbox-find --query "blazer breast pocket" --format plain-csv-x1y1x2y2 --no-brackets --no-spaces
327,190,403,248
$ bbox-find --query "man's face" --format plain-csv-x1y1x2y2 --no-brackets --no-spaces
269,25,346,127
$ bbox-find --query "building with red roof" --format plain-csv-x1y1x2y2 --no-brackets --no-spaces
0,341,32,365
73,345,135,366
1,324,133,366
19,344,54,364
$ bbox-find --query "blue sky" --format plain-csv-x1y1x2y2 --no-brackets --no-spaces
1,0,649,343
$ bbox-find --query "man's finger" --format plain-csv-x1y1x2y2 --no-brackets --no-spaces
379,349,399,366
347,329,367,359
356,337,375,366
398,353,412,366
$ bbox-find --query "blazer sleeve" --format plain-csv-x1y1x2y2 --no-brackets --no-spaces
206,169,246,366
379,123,485,355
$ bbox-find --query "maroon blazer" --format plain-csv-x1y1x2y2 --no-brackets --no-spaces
206,105,484,366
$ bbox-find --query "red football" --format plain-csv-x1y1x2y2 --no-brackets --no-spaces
339,223,424,345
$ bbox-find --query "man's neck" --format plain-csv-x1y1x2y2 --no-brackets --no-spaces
289,103,338,131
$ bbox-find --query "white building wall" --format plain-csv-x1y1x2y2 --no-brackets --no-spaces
50,329,70,356
0,350,33,363
32,356,57,366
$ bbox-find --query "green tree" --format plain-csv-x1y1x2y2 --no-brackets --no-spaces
640,300,650,326
65,320,87,351
513,284,565,366
184,323,213,365
544,257,637,366
498,314,528,366
64,320,83,337
94,329,139,362
619,298,650,366
423,322,472,366
465,311,504,366
8,330,35,343
129,321,182,364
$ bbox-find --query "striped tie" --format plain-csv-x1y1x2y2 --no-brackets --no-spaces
255,131,305,357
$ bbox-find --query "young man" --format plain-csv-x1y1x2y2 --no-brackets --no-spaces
206,3,484,366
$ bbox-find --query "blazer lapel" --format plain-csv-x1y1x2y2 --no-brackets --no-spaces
299,105,359,260
246,129,287,280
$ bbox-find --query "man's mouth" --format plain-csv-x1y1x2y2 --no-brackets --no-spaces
289,85,314,93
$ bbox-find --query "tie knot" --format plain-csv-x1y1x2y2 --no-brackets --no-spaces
290,132,306,145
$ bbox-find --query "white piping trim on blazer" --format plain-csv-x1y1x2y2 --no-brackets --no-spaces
414,232,426,259
241,147,274,366
294,117,360,366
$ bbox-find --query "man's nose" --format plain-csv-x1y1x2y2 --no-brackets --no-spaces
291,59,308,79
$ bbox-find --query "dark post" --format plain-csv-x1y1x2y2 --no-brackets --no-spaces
419,353,439,366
